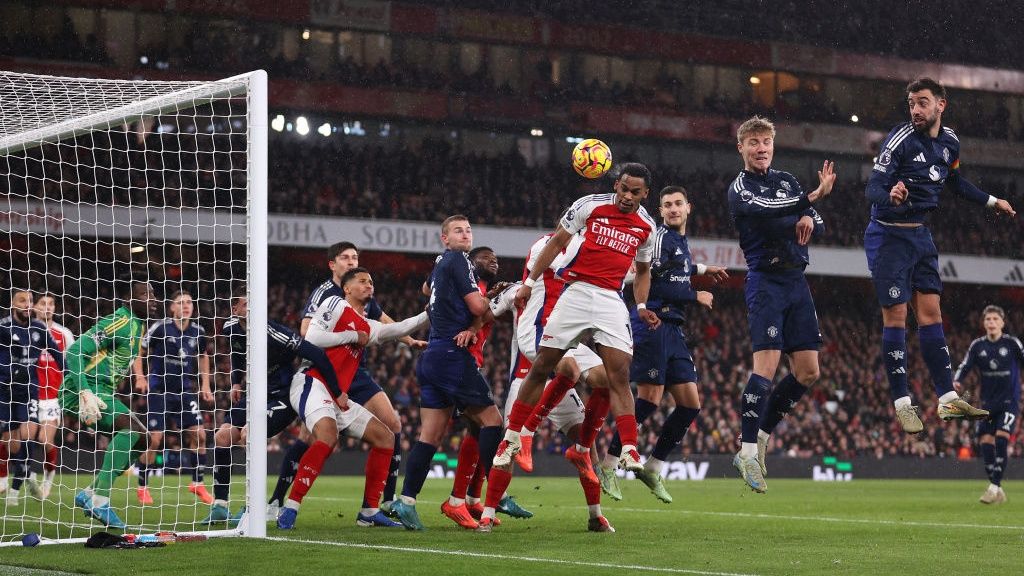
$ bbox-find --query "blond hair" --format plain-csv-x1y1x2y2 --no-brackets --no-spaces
737,116,776,143
983,304,1006,320
441,214,469,235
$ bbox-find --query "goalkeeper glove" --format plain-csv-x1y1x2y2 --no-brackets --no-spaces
79,390,107,426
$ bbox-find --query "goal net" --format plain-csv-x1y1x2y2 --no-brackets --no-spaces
0,70,267,544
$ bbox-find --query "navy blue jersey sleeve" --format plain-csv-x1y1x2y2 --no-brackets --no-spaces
729,174,811,218
296,339,343,398
445,251,479,298
946,171,991,206
866,125,910,206
802,207,826,237
1014,336,1024,366
226,326,246,386
953,339,979,382
142,321,164,352
197,326,208,356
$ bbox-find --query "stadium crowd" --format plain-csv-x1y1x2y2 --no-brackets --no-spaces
3,7,1023,142
266,138,1023,258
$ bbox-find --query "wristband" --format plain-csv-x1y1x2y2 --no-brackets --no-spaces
696,263,707,276
986,195,998,208
636,303,647,310
524,277,536,288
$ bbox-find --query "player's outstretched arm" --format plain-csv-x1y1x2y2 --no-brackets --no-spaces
633,260,661,329
379,310,428,349
516,226,573,307
699,265,729,283
369,312,429,345
305,298,368,348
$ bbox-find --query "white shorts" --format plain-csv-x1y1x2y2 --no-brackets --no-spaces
36,398,61,423
539,282,633,355
505,377,584,434
289,372,373,439
517,327,603,384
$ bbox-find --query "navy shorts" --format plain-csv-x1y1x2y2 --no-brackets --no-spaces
745,269,822,353
349,366,385,406
0,394,29,432
416,346,494,410
977,408,1018,436
629,318,698,385
147,391,201,431
864,220,942,307
228,392,296,438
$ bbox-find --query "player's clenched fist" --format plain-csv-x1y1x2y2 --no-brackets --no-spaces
890,181,908,205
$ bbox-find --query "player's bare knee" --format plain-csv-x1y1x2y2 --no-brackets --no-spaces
363,419,393,448
310,419,339,447
881,303,908,327
637,383,662,403
555,358,581,382
478,406,502,428
797,367,820,386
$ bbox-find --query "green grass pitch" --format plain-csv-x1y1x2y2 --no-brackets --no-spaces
1,476,1022,575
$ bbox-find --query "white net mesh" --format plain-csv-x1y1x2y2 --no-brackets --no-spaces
0,70,261,543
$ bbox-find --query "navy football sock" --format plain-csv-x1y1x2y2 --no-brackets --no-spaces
981,443,996,484
270,439,307,506
401,441,438,500
759,374,808,435
651,406,700,461
193,452,206,483
882,327,909,400
10,445,29,491
382,432,401,503
741,374,772,443
476,426,501,479
608,397,657,458
137,461,149,487
993,436,1009,486
212,446,232,501
918,323,954,397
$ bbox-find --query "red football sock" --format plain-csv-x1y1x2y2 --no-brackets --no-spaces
485,468,513,509
524,374,576,433
362,447,394,509
578,388,611,447
285,440,332,505
580,475,601,506
44,447,58,473
450,434,479,499
615,413,639,448
468,463,486,499
0,444,8,477
506,400,536,433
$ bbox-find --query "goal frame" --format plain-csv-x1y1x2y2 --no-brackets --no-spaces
0,69,268,544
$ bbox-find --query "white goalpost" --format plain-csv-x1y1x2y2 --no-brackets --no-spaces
0,70,267,544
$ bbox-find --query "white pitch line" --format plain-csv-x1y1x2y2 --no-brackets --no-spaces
303,496,1024,531
612,506,1024,531
266,536,761,576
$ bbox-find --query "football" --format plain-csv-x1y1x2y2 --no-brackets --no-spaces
571,138,612,178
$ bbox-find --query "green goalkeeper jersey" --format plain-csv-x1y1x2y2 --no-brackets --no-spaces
64,306,144,393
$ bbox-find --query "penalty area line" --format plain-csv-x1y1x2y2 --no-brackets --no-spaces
266,536,761,576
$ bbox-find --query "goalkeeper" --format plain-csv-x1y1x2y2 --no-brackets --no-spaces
60,281,157,529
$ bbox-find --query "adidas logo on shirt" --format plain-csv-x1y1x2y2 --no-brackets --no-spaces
912,152,926,162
